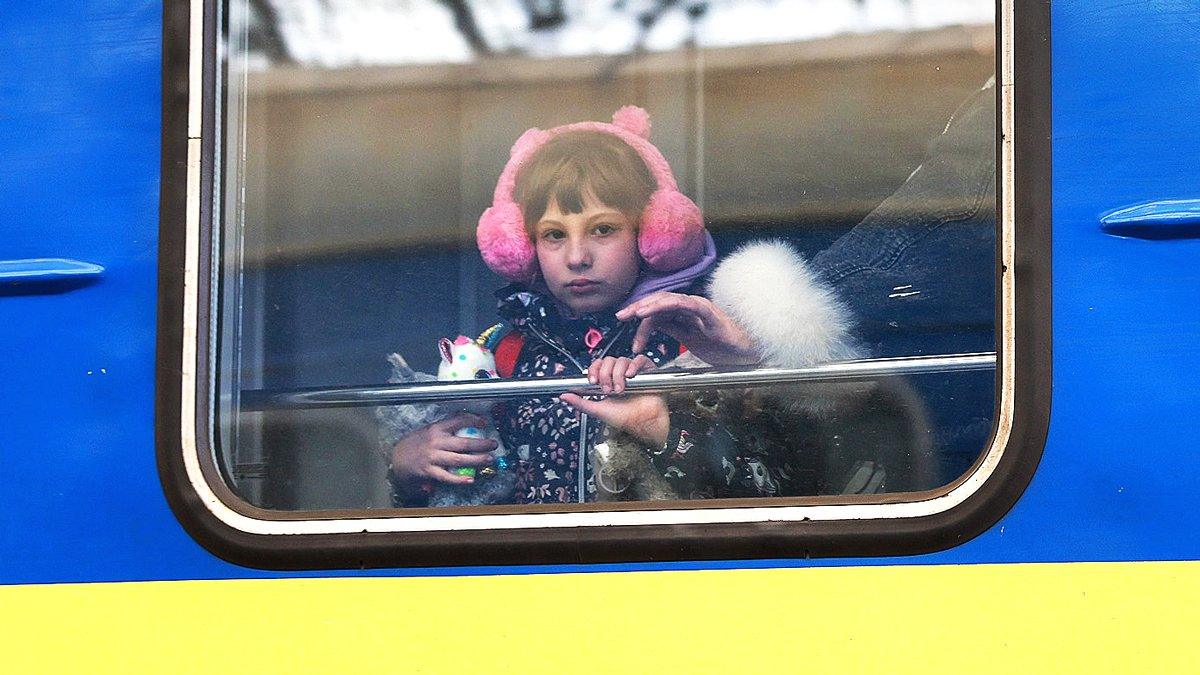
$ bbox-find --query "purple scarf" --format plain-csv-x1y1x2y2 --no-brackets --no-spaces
622,231,717,307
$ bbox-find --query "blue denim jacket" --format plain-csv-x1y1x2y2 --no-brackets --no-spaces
811,80,998,485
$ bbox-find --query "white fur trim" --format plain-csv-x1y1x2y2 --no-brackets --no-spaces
706,240,860,367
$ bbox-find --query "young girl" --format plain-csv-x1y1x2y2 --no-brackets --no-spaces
387,106,932,506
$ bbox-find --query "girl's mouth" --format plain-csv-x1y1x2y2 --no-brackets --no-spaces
565,279,601,292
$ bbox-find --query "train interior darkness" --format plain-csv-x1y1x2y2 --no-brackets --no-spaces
215,0,997,509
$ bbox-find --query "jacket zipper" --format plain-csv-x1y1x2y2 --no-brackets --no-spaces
524,321,629,503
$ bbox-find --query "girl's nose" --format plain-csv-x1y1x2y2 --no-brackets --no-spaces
566,237,592,269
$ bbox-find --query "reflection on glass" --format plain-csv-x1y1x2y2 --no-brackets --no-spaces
217,0,997,510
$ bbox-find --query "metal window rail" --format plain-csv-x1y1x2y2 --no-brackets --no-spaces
239,352,995,412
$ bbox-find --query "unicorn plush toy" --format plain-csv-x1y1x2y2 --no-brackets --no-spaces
376,336,515,507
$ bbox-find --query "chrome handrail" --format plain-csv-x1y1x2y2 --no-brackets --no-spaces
239,352,996,411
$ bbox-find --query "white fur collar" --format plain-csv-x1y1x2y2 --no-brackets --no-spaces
706,240,860,368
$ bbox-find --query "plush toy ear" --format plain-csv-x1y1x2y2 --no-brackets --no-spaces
612,105,651,139
510,127,550,158
438,337,454,364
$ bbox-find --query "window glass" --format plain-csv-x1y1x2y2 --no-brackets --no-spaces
217,0,997,511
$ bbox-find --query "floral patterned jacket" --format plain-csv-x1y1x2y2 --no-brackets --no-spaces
492,286,681,504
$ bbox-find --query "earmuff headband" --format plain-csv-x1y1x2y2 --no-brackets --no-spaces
477,106,707,282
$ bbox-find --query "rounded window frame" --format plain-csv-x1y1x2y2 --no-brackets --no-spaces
156,0,1050,569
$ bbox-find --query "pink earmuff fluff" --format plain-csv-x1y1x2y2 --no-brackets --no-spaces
477,105,706,283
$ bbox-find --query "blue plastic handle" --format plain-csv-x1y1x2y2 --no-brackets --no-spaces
1100,199,1200,240
0,258,104,294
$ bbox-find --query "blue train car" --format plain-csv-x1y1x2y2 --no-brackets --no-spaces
2,0,1198,671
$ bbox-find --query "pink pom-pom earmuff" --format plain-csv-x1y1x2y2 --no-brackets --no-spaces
639,189,706,271
478,202,536,282
476,106,707,282
611,105,652,139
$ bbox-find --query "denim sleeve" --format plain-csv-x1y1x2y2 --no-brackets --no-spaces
809,80,999,487
812,79,997,359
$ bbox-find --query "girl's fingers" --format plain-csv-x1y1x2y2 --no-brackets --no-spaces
630,298,711,347
614,299,642,321
559,392,608,423
625,293,722,332
441,436,499,453
426,465,476,485
623,294,671,320
612,357,631,393
627,355,653,377
561,392,669,444
581,356,653,396
597,356,618,393
433,450,495,467
669,295,717,329
633,293,696,320
434,413,489,434
631,316,659,353
617,291,686,320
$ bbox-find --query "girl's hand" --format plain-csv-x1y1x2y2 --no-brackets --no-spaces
560,392,670,448
615,292,759,367
389,413,498,487
587,354,655,394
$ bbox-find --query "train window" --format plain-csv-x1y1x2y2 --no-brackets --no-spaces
160,0,1049,566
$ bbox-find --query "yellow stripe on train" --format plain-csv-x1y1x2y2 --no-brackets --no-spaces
3,561,1197,673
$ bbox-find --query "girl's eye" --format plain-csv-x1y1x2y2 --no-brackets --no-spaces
541,229,565,241
594,223,618,235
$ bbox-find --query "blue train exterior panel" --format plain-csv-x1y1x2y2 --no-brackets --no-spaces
1,0,1198,584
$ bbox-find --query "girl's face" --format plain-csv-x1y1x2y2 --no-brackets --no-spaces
533,192,640,316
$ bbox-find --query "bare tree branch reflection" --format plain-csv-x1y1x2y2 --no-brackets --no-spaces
438,0,492,56
597,0,708,80
524,0,566,31
248,0,294,65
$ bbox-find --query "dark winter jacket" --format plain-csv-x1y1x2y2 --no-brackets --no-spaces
491,286,682,504
387,241,933,507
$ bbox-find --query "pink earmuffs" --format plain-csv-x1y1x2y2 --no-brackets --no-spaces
477,105,706,283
